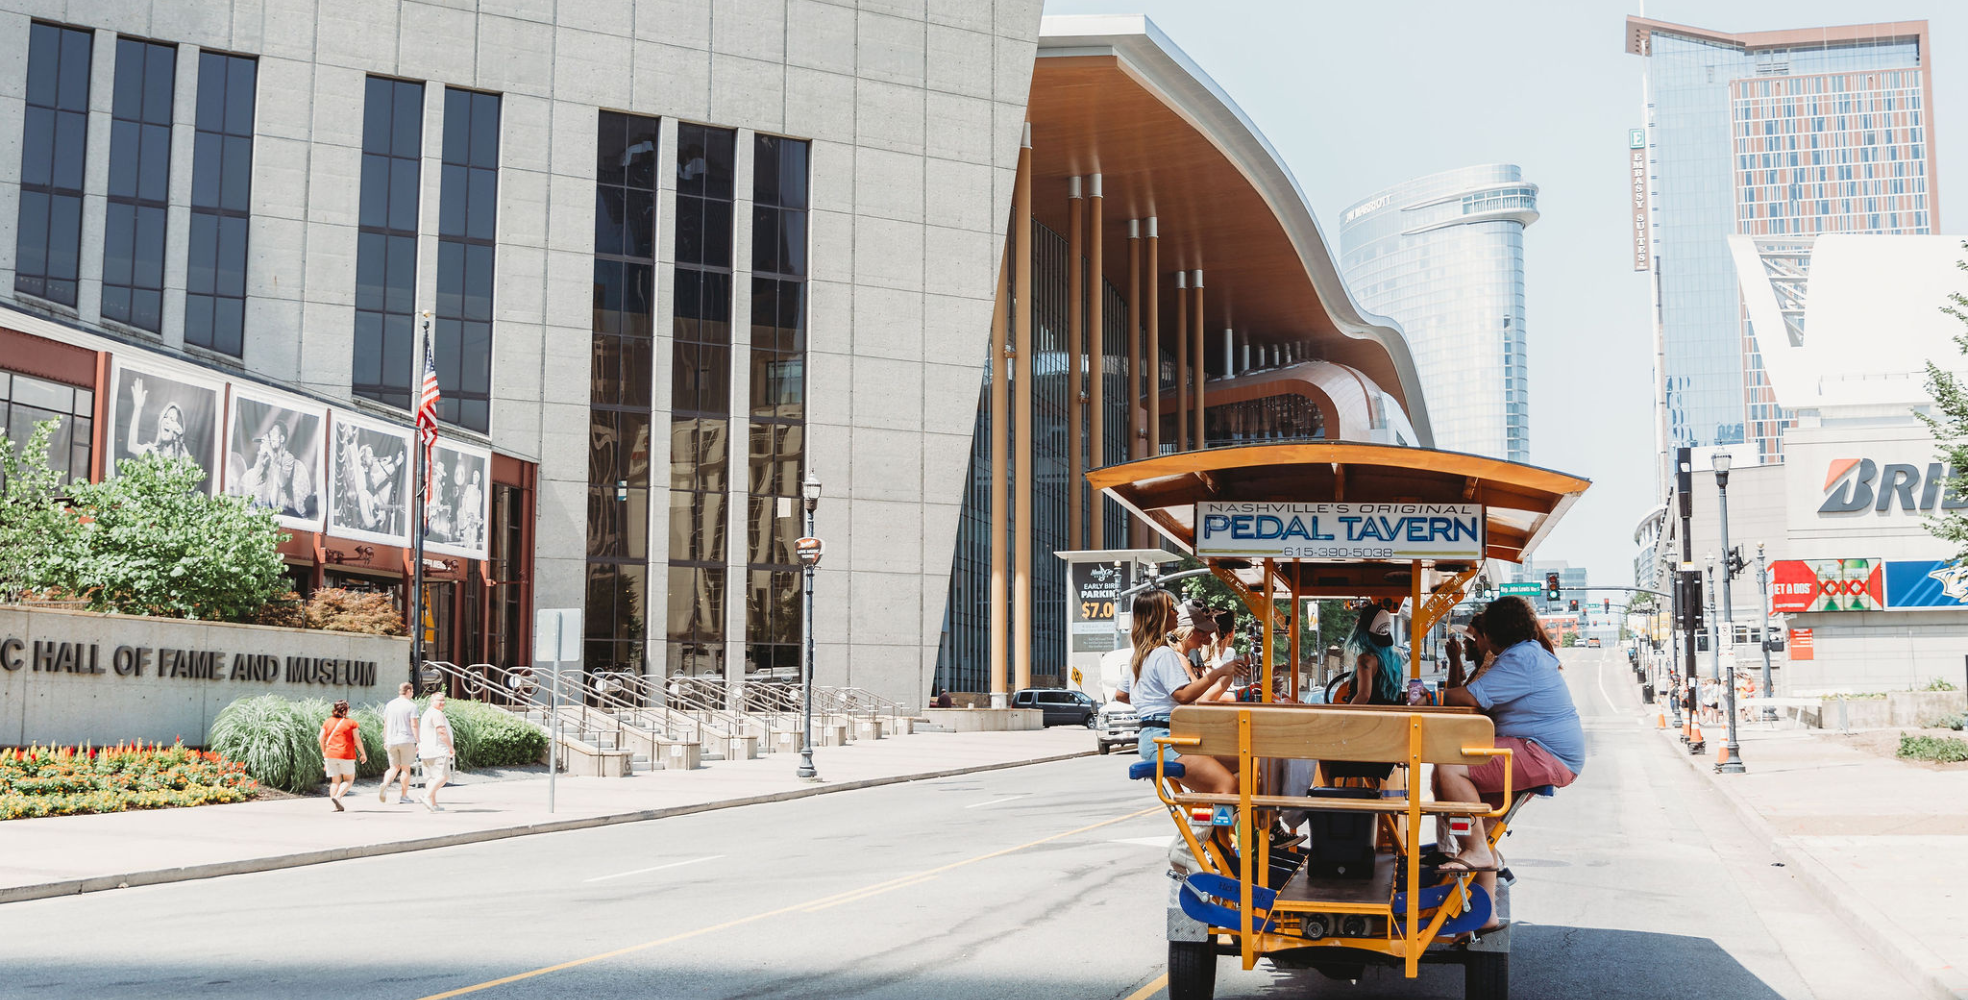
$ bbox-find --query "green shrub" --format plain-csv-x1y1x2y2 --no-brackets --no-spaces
1897,733,1968,763
1923,677,1960,692
211,694,542,792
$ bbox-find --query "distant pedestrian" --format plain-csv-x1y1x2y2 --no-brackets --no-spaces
418,692,456,812
378,682,420,804
318,700,367,812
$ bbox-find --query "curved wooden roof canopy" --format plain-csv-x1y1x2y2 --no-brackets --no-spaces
1031,16,1434,444
1086,442,1591,599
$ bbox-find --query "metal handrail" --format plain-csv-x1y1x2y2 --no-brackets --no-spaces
655,676,774,741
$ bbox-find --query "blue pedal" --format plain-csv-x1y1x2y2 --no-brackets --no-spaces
1392,882,1492,937
1177,872,1278,933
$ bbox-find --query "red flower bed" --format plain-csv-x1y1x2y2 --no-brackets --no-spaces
0,741,259,819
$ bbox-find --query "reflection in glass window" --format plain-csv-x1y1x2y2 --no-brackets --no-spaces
587,111,661,678
101,38,174,333
15,24,92,307
667,123,737,676
744,134,809,679
352,77,424,410
433,88,499,432
186,51,256,355
0,369,94,487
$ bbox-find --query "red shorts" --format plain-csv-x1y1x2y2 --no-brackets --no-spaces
1467,737,1576,808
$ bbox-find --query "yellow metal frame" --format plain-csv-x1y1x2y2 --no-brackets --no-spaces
1151,717,1515,979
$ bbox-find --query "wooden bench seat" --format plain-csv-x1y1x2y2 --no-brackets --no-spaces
1170,791,1494,817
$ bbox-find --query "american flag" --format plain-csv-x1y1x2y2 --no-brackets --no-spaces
414,344,441,493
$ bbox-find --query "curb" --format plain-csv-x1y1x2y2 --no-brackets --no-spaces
1653,727,1968,1000
0,748,1096,906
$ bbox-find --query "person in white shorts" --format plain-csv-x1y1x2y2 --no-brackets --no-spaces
378,682,421,804
419,692,456,812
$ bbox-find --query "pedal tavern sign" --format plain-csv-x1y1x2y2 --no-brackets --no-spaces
1194,501,1485,562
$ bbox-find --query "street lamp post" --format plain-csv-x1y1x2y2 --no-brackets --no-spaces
1712,451,1745,773
798,470,822,781
1756,542,1776,722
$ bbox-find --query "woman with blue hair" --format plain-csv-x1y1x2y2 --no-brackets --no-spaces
1345,605,1407,705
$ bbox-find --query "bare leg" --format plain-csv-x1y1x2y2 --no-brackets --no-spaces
1174,753,1238,795
1433,765,1495,868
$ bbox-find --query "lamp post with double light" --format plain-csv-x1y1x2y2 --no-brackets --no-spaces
1757,542,1776,722
1713,451,1745,773
796,470,823,781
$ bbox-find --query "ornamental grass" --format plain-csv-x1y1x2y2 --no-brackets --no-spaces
0,741,258,820
211,694,547,795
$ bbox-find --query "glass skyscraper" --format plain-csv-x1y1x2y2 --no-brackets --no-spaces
1627,17,1936,463
1339,164,1538,463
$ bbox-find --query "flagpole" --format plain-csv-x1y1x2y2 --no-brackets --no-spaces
410,311,431,689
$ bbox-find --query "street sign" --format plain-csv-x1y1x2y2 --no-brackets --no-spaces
1500,583,1541,597
534,608,582,663
796,536,824,566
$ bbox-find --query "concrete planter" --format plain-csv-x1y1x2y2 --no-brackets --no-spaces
921,708,1045,732
0,604,407,746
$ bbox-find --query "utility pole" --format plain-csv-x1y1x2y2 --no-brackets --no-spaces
1757,542,1776,723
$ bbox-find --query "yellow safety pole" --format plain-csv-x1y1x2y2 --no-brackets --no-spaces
1261,558,1275,703
1409,560,1423,681
1289,561,1302,701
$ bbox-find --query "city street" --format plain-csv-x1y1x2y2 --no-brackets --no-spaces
0,649,1919,1000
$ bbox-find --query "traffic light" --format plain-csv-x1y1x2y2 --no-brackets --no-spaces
1603,598,1610,614
1675,570,1704,631
1569,599,1579,612
1545,572,1561,601
1726,546,1747,581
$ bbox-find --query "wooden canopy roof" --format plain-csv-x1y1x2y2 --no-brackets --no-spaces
1086,442,1590,599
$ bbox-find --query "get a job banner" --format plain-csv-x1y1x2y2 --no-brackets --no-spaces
1195,501,1484,561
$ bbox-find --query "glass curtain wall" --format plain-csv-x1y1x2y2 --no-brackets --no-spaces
587,111,659,676
744,135,808,680
936,221,1130,694
15,24,92,307
101,38,173,333
0,369,92,486
352,77,424,410
185,52,255,355
435,88,499,432
665,124,736,678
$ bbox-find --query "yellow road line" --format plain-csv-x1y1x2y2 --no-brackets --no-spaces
415,806,1160,1000
801,873,941,913
1122,972,1168,1000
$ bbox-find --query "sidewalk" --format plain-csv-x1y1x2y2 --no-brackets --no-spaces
1658,719,1968,999
0,727,1095,904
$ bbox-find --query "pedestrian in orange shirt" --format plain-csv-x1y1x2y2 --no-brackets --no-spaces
318,700,368,812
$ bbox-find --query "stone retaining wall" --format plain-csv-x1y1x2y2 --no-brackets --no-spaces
0,605,407,746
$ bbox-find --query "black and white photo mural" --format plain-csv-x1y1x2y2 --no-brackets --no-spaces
423,442,490,560
108,362,222,493
224,390,325,529
326,411,412,547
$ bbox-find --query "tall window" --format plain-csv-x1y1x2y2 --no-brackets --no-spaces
0,369,92,486
185,51,256,355
15,24,91,307
435,88,498,431
666,123,735,678
744,135,808,680
587,111,659,675
101,39,174,332
353,77,424,410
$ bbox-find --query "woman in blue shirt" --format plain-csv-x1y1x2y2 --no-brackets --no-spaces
1131,591,1244,795
1435,597,1584,919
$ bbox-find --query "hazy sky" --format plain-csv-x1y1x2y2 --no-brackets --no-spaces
1042,0,1967,584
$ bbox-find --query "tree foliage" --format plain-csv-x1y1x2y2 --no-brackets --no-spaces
1918,242,1968,559
1170,555,1357,661
0,419,71,601
1,422,290,621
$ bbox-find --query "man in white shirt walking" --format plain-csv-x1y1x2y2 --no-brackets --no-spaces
419,692,457,812
378,682,420,804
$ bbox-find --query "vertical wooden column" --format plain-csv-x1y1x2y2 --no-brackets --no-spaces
1408,560,1423,680
1145,218,1159,462
1066,177,1083,551
1192,269,1206,450
1174,271,1189,452
1012,124,1034,694
988,239,1009,707
1126,219,1143,547
1087,175,1105,550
